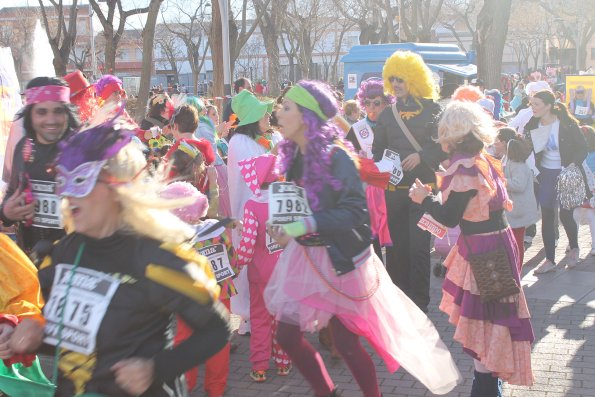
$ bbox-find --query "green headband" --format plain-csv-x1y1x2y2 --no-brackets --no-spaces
285,85,328,121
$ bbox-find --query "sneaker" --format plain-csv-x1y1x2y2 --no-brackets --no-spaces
534,259,557,274
238,319,251,336
566,248,580,268
277,365,291,376
250,370,266,382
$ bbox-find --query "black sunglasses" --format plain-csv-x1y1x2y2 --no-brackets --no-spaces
388,76,405,84
364,99,383,107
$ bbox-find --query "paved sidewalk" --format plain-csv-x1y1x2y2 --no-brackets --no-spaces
190,223,595,397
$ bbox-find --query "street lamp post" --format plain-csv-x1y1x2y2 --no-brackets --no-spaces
218,0,231,96
88,1,97,79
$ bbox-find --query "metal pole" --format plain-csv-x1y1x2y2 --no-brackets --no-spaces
89,1,97,79
219,0,231,96
398,0,402,42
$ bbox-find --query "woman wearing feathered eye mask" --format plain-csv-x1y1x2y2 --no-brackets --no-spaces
7,109,230,397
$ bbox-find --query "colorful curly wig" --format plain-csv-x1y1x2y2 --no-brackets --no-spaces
356,78,395,109
382,51,438,100
278,80,355,210
451,85,484,103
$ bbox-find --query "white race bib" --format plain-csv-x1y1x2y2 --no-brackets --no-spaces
268,182,312,225
198,243,234,283
382,149,403,186
266,232,283,254
352,119,374,159
44,264,120,355
575,106,589,116
30,179,62,229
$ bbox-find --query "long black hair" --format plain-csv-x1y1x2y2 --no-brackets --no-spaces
19,76,80,138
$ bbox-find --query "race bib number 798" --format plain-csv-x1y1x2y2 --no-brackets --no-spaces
268,182,312,225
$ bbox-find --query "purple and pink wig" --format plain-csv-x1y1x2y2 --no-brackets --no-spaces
278,80,354,210
356,78,395,109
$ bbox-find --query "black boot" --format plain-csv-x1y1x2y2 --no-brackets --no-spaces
470,371,500,397
325,388,342,397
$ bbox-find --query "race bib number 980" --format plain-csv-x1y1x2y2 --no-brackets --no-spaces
31,180,62,229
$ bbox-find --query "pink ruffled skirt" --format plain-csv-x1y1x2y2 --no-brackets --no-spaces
264,241,462,395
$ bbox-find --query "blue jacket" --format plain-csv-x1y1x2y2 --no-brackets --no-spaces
287,145,372,275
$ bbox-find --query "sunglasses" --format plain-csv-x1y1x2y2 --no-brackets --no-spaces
364,99,383,107
388,76,405,84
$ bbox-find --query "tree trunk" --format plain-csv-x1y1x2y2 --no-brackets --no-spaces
211,0,224,98
104,30,117,74
475,0,512,90
136,0,163,122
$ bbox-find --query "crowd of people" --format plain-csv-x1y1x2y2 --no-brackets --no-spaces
1,48,593,397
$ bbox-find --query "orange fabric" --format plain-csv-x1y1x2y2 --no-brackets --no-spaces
174,298,230,395
437,152,512,222
0,234,45,325
358,158,390,188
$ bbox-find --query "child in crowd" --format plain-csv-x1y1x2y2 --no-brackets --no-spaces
495,127,539,268
236,154,291,382
162,180,238,397
574,125,595,256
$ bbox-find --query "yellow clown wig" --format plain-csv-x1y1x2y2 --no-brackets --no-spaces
382,51,438,101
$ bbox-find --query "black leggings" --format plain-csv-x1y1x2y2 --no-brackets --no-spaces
541,206,578,262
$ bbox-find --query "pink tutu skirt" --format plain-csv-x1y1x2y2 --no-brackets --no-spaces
264,241,462,395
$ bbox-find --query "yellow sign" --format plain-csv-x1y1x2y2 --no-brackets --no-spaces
566,75,595,126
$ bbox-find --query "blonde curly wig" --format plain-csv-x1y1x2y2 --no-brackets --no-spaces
437,101,496,148
382,51,438,100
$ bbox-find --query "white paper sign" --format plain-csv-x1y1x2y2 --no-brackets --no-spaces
268,182,312,225
31,179,62,229
44,264,120,355
348,74,357,89
575,106,589,116
382,149,403,186
198,243,234,283
417,213,447,239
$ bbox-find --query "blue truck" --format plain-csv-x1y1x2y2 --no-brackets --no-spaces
341,42,477,99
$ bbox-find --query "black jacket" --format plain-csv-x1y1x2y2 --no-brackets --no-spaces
39,232,230,397
372,97,445,185
287,146,372,276
0,136,66,254
525,116,587,168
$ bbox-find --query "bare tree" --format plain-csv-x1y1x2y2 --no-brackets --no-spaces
38,0,80,76
70,45,91,71
253,0,286,96
332,0,398,44
475,0,513,89
136,0,165,121
89,0,150,74
235,38,262,81
162,0,211,95
399,0,445,42
285,0,334,79
315,18,356,83
439,0,480,51
0,8,38,81
228,0,270,77
154,27,183,85
536,0,595,71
